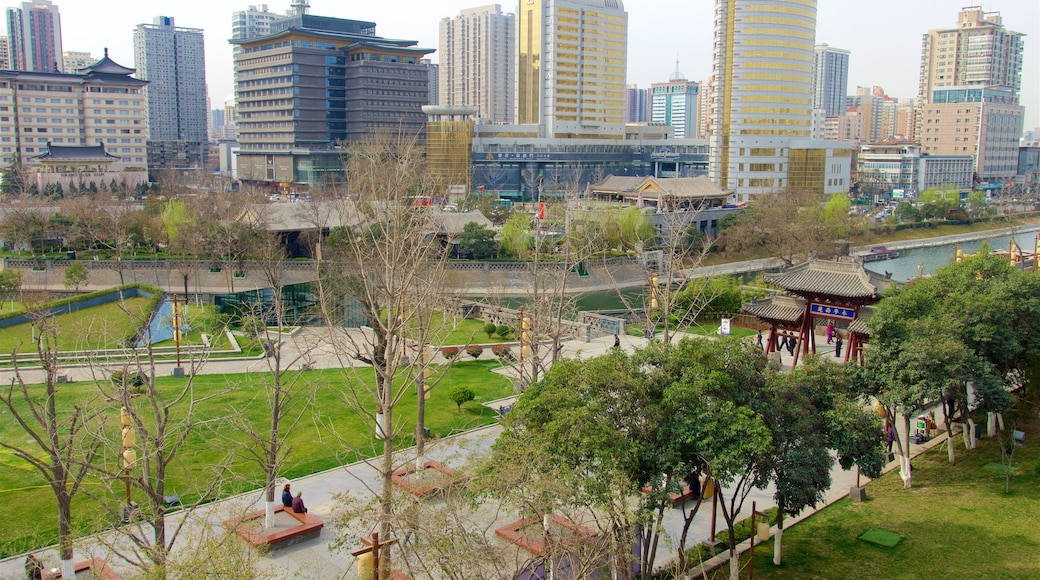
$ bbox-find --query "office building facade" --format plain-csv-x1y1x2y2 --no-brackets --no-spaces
0,36,9,69
516,0,628,138
0,53,148,172
6,0,61,72
917,7,1024,180
134,16,209,173
651,73,698,138
231,14,432,186
438,4,514,123
812,43,849,117
708,0,849,197
61,50,92,74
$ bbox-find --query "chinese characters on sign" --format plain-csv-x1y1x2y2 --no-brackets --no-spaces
809,303,856,320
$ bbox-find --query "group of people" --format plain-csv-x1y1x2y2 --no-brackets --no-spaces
755,322,845,359
281,483,308,514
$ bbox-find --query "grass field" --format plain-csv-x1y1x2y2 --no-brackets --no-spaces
0,360,513,558
706,417,1040,579
0,297,152,355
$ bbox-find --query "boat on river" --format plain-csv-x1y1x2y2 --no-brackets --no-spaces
856,246,900,262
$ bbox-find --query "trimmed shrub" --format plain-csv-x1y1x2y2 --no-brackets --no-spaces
495,324,511,338
447,385,475,412
491,344,514,362
441,346,461,361
465,344,484,359
483,322,497,339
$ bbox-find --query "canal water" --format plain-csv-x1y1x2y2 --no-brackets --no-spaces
863,230,1039,282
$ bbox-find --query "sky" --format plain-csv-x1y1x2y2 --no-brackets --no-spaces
55,0,1039,128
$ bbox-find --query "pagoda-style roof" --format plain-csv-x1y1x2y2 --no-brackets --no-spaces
592,175,732,199
742,293,805,324
81,49,136,75
30,144,120,162
765,259,893,301
848,306,874,336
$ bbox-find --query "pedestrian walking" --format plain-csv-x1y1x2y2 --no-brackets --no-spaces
756,330,763,349
835,333,843,358
826,320,834,344
886,422,896,455
787,337,796,356
613,334,621,349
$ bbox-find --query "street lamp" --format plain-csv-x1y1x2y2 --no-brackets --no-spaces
120,406,137,522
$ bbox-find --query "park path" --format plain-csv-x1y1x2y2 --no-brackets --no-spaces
0,329,943,579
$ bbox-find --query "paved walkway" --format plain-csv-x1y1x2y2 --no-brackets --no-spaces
0,329,942,579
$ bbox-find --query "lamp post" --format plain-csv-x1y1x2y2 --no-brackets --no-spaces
119,406,137,522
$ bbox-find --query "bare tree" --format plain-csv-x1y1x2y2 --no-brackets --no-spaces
228,229,321,529
86,300,230,577
1,308,106,580
315,130,452,579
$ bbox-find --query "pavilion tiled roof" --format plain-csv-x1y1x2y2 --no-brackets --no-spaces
765,259,892,300
30,144,120,162
742,293,805,323
848,306,874,335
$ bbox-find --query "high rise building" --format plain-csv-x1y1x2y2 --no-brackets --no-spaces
0,36,9,69
134,16,209,172
423,58,439,105
516,0,628,138
917,7,1025,181
62,50,93,74
812,44,849,117
231,13,433,185
5,0,62,72
708,0,850,197
231,4,286,52
624,84,648,123
650,72,698,138
438,4,514,123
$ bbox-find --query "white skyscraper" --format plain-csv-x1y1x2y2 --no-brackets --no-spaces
134,16,209,170
231,4,286,52
439,4,514,123
813,44,849,117
651,70,698,139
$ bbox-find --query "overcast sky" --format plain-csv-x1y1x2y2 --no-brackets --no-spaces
55,0,1039,128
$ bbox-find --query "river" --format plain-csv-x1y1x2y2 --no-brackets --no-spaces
862,229,1039,282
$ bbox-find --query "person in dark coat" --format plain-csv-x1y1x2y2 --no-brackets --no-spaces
281,483,293,507
787,337,796,356
292,491,308,513
613,334,620,349
835,333,844,358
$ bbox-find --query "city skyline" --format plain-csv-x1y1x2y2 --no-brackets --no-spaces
44,0,1040,129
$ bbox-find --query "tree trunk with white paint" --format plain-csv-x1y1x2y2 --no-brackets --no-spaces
773,525,783,566
265,499,276,529
730,555,740,580
60,558,75,580
988,412,997,436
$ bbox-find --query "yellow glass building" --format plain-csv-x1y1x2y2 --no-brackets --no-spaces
516,0,628,139
709,0,846,196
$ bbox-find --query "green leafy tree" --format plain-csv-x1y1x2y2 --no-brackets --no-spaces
447,385,474,412
821,193,854,238
498,212,534,258
0,268,21,311
62,261,89,292
457,221,497,259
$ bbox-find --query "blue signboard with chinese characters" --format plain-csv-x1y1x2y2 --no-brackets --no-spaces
810,303,856,320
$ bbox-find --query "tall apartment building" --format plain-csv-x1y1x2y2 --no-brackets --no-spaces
231,13,433,185
62,51,93,73
133,16,209,172
624,84,647,123
918,7,1024,181
650,73,698,138
0,36,9,69
812,44,849,117
0,52,148,167
516,0,628,138
232,4,282,43
423,58,439,105
5,0,61,72
708,0,850,197
438,4,514,123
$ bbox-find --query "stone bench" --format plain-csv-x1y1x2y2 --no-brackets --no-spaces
223,504,323,550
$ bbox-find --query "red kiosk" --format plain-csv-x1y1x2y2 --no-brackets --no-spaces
743,259,893,367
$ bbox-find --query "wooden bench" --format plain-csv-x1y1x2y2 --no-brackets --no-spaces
223,504,324,550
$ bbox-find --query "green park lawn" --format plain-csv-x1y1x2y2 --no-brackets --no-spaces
0,360,512,558
0,297,152,355
708,423,1040,579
